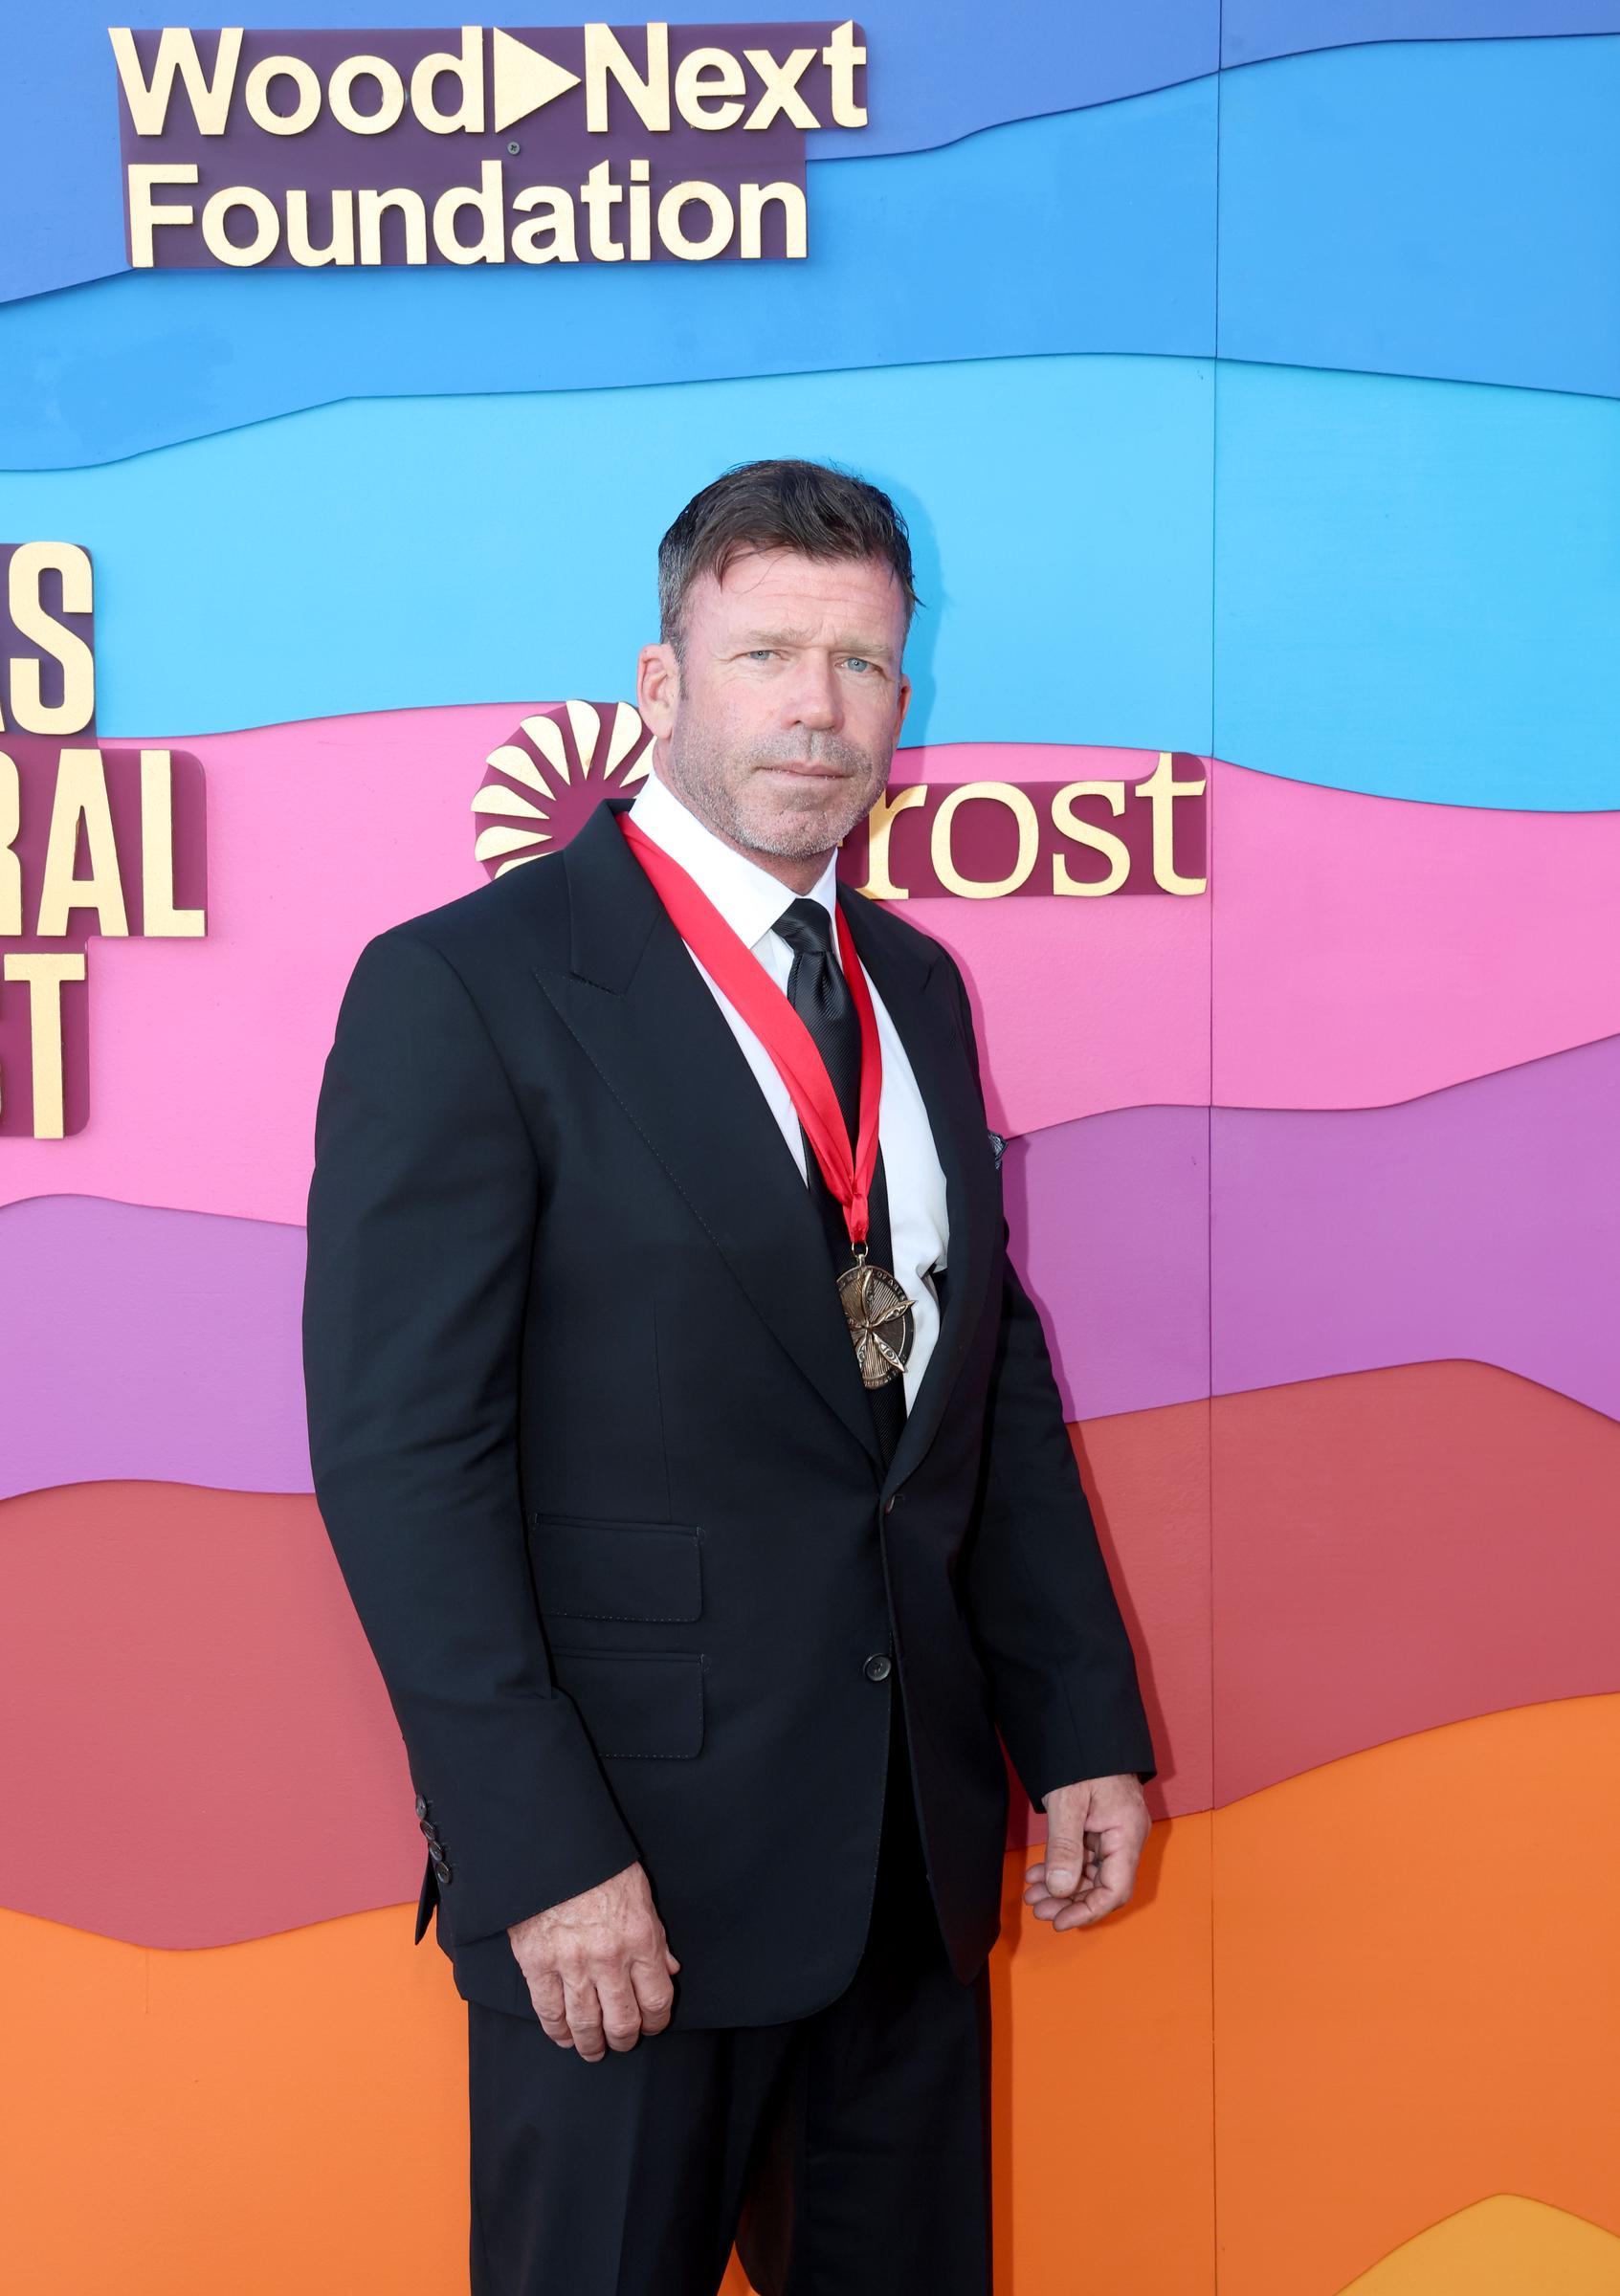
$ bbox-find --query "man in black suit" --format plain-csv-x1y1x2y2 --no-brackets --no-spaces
302,459,1155,2294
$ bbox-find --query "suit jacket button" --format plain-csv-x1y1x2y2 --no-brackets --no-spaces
864,1653,892,1682
414,1793,429,1818
433,1859,452,1884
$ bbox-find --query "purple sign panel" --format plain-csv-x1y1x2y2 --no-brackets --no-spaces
112,21,867,270
472,711,1208,899
839,759,1209,899
0,543,96,740
0,739,208,1138
1,543,208,1137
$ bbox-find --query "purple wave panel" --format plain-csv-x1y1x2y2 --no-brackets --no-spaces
12,1036,1612,1495
1007,1108,1211,1424
0,1196,312,1501
1210,1035,1620,1420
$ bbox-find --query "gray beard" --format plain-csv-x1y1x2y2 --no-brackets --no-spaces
662,725,886,860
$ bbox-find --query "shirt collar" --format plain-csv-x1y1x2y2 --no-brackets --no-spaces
627,761,841,954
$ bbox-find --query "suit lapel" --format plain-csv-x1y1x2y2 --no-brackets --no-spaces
525,794,995,1490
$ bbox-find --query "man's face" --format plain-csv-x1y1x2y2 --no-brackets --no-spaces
636,545,913,869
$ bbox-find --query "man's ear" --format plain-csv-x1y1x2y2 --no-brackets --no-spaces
892,669,914,746
637,641,679,740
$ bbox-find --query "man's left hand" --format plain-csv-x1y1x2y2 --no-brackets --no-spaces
1023,1774,1149,1932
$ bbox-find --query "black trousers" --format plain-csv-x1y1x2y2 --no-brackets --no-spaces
467,1698,994,2295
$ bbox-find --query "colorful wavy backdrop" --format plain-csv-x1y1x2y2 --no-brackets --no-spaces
3,5,1617,2289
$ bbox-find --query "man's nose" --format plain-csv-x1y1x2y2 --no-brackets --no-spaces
782,652,841,729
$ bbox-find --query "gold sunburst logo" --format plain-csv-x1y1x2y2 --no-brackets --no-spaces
472,699,655,880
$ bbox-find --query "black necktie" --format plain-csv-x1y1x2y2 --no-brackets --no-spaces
772,895,909,1468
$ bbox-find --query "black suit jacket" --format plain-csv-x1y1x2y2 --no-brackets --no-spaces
301,790,1156,2026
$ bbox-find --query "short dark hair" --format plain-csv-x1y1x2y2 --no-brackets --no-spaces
657,457,920,654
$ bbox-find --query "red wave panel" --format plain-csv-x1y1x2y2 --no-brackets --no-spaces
0,1484,419,1947
7,1357,1612,1945
1210,1360,1620,1803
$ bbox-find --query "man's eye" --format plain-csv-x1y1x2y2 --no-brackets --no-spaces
745,649,776,661
844,657,877,674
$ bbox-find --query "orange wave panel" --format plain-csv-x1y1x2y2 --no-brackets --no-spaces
0,1905,469,2296
2,1818,1215,2296
7,1703,1616,2294
1212,1694,1620,2295
1343,2194,1620,2291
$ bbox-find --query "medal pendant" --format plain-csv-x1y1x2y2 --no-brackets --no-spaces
836,1257,915,1390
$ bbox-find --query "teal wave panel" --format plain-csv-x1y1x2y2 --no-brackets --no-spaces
0,354,1217,748
1213,363,1620,809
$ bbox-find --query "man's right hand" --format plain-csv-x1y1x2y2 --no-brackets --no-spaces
507,1861,680,2059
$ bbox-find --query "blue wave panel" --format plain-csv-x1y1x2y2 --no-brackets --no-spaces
1218,36,1620,399
0,355,1216,747
1213,364,1620,809
0,2,1219,305
807,0,1219,156
0,90,1217,471
1223,0,1620,68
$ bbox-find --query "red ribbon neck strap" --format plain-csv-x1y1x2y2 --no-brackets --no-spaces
618,810,882,1250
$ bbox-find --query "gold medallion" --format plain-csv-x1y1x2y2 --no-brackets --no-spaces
836,1259,915,1390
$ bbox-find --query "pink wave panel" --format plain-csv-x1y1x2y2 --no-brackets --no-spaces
0,1196,310,1502
1,704,554,1225
1209,759,1620,1111
0,1483,419,1947
896,740,1211,1139
0,715,1212,1220
8,716,1617,1225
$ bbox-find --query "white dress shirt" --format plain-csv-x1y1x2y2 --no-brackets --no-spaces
627,763,949,1412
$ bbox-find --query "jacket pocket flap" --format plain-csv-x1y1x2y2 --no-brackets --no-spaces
528,1512,701,1623
548,1647,704,1760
